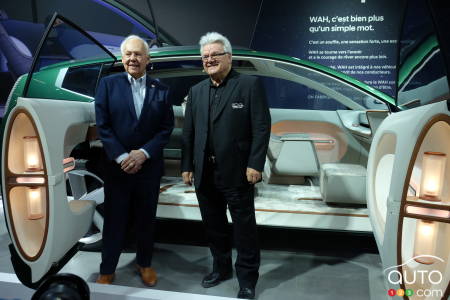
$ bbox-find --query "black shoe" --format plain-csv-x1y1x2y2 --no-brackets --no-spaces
237,287,255,299
201,271,232,288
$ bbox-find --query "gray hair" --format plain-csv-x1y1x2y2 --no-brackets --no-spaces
120,35,149,55
199,32,232,55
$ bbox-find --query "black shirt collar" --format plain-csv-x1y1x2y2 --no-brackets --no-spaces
209,68,237,87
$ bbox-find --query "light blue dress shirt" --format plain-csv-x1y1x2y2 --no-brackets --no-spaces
128,73,147,119
115,73,150,164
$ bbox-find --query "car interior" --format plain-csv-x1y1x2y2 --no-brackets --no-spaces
49,53,392,233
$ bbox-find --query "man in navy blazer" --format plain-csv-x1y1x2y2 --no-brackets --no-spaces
95,35,174,286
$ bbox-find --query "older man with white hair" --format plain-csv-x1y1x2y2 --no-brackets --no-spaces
182,32,271,299
95,35,174,286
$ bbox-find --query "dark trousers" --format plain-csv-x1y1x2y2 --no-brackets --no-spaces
100,166,160,275
196,161,260,289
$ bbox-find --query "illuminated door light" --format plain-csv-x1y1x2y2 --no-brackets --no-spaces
413,220,437,264
27,187,44,220
406,205,450,219
15,177,45,184
419,152,446,202
23,136,43,172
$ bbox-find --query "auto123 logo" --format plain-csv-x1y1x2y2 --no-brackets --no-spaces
383,255,444,298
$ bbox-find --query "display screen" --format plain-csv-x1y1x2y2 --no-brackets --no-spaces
251,0,405,97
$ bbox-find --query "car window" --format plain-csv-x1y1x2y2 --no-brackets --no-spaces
273,62,388,111
159,75,207,106
149,56,388,111
61,64,102,97
258,76,346,110
151,59,256,106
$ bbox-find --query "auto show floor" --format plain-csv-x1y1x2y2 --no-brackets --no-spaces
0,201,388,300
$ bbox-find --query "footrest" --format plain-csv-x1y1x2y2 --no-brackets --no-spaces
320,163,366,204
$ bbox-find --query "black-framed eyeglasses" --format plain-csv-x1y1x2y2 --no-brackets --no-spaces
202,52,228,61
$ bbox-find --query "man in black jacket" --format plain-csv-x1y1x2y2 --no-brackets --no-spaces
181,32,271,299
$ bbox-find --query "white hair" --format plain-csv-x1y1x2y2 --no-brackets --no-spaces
120,35,149,55
199,32,232,55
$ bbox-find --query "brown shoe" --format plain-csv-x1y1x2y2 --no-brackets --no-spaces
96,273,115,284
137,266,157,287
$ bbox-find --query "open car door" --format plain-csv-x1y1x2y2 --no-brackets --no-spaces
366,0,450,298
1,13,116,288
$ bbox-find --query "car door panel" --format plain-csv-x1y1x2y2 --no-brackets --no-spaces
367,100,450,297
2,97,96,286
1,13,114,288
270,108,366,166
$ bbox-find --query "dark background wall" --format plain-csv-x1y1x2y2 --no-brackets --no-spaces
3,0,439,112
141,0,263,47
1,0,263,46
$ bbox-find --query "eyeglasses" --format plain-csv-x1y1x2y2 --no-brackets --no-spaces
201,52,228,61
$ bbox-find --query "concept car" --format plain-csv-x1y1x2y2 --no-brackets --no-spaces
1,3,449,298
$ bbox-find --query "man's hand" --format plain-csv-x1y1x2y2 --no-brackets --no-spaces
246,167,261,184
121,150,147,174
182,171,194,186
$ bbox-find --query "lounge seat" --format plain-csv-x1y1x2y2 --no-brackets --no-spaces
320,163,366,204
264,133,320,185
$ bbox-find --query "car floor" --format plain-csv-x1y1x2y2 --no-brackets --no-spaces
0,199,388,300
160,176,368,216
158,176,372,232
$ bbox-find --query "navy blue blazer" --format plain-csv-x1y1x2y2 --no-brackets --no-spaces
95,73,174,177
